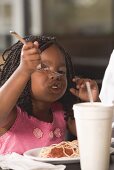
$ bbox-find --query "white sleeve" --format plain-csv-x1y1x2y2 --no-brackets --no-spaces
99,50,114,105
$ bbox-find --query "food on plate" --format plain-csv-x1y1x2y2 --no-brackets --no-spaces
39,140,79,158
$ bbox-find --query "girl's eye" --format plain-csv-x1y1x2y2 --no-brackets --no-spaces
58,70,66,75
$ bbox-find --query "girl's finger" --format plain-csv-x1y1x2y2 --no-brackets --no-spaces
25,48,39,55
70,88,79,97
72,76,80,82
23,42,34,50
72,77,82,89
22,53,40,61
33,41,39,49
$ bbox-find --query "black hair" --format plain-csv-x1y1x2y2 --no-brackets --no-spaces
0,35,79,119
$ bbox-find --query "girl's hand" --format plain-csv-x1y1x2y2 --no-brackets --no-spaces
19,41,41,75
70,77,99,102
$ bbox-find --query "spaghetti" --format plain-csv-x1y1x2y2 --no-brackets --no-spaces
39,140,79,158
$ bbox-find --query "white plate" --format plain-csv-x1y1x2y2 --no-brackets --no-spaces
24,147,80,164
24,147,114,164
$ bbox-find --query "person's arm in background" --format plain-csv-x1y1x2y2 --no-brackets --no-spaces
99,50,114,105
99,50,114,127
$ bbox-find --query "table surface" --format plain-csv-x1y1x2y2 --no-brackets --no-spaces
0,155,114,170
65,155,114,170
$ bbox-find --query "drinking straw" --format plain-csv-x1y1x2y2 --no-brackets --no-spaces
86,81,94,103
10,31,26,44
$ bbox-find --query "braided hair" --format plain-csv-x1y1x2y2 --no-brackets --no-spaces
0,35,78,117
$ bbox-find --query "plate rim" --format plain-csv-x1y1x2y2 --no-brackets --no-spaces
23,146,114,163
23,147,80,163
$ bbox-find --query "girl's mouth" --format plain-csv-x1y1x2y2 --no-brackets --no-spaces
48,83,63,94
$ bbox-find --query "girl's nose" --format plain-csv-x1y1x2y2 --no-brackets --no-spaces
48,71,62,80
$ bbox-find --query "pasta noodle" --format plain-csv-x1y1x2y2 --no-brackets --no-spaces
39,140,79,158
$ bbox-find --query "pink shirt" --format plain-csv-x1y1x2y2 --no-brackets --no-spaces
0,103,66,155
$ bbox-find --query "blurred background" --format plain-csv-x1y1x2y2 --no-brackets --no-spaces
0,0,114,89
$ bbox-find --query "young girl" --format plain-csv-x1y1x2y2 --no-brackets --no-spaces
0,35,99,155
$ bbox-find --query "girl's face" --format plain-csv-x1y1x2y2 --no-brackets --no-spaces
31,45,67,103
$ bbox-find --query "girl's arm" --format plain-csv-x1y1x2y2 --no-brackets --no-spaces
0,68,31,123
0,41,40,124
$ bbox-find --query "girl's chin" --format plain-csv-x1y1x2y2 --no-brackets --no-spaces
46,94,64,103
